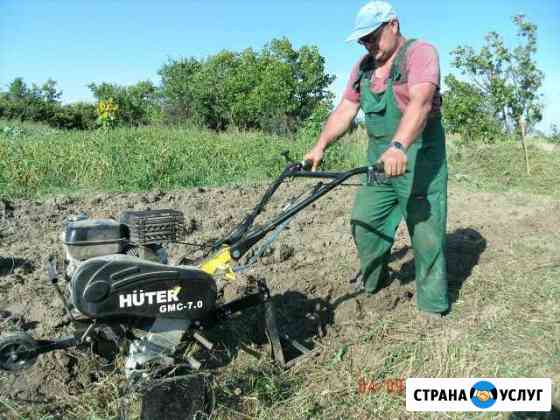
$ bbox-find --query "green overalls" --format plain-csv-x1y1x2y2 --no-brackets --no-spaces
350,39,449,313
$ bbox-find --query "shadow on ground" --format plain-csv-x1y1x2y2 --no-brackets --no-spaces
391,227,487,306
322,227,487,317
197,289,334,370
0,256,34,277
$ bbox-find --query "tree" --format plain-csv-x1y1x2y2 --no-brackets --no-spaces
0,78,62,122
449,15,544,137
40,79,63,103
7,78,29,100
550,124,560,144
442,75,503,143
158,38,335,134
257,38,336,135
158,57,202,123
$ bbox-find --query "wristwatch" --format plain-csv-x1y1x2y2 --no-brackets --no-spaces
389,141,406,153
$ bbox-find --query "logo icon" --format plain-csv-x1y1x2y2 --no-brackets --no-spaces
470,381,498,409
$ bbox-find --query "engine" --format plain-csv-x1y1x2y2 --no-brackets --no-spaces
60,210,217,322
61,214,130,279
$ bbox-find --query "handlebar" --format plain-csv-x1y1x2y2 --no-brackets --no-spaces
294,158,384,174
214,151,399,258
284,148,385,178
285,158,313,172
290,159,387,184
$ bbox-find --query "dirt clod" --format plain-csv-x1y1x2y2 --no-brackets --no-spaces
274,243,294,263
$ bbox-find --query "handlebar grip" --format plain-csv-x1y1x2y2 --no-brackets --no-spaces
301,159,313,171
367,162,388,185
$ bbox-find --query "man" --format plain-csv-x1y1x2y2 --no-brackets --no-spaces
304,1,448,318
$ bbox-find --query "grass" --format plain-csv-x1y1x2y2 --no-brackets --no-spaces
1,120,558,200
0,120,364,200
208,263,558,418
446,137,560,198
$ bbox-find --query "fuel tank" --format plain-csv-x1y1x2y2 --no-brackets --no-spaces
71,255,217,320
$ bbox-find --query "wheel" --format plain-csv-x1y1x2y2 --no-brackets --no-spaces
0,332,39,371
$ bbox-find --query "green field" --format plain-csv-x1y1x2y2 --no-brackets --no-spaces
1,121,558,200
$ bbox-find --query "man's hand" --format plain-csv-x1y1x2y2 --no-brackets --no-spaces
379,146,407,177
304,145,325,172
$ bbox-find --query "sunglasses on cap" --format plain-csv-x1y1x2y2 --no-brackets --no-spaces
358,22,389,46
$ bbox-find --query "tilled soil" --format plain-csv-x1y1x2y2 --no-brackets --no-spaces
0,181,558,411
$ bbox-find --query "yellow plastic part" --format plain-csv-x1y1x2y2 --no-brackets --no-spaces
199,247,236,281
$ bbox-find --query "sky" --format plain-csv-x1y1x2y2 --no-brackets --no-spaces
1,0,559,132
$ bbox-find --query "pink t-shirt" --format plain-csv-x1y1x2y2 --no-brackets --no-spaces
343,40,442,114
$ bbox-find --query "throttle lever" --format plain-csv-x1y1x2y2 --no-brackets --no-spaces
301,159,313,171
367,162,388,185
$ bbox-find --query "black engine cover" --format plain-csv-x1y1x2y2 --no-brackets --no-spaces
71,255,217,320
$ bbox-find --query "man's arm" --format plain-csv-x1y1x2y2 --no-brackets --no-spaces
393,82,436,148
379,82,436,176
305,98,360,171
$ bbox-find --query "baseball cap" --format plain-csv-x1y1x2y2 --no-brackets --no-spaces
345,1,397,42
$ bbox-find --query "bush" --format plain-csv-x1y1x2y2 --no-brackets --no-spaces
298,102,332,139
1,125,26,139
442,75,506,143
48,102,97,130
0,78,62,124
0,78,109,130
88,80,159,127
549,124,560,143
159,38,335,134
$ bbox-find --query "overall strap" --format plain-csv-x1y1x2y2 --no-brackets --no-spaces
352,55,375,93
352,38,417,92
389,38,417,83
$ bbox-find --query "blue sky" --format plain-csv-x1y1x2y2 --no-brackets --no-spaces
1,0,559,132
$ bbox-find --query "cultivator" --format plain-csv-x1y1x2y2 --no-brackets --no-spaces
0,152,387,417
